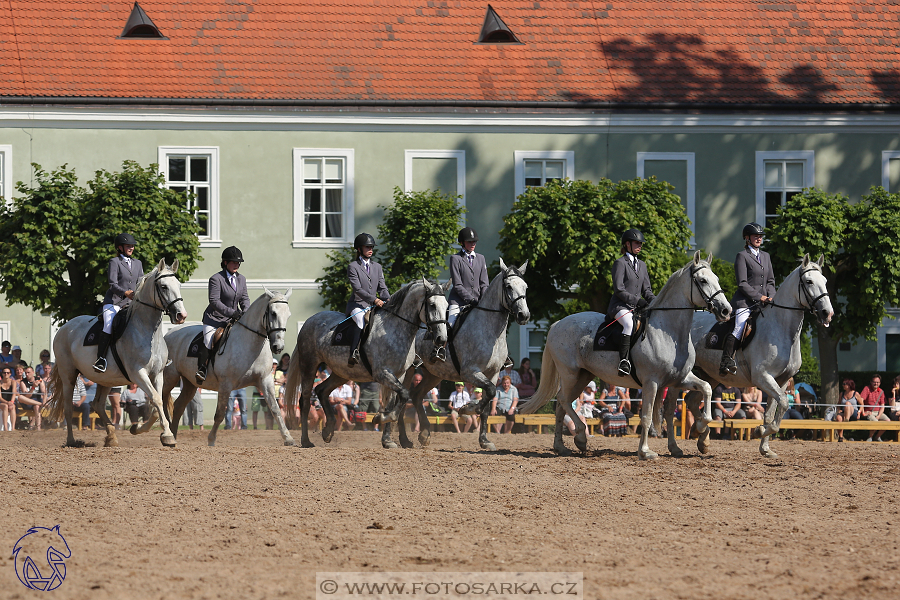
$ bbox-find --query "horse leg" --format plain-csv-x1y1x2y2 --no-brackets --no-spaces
92,385,118,448
414,370,441,447
397,408,414,449
477,401,496,452
59,378,78,447
207,390,230,447
662,387,684,457
757,376,789,459
637,381,659,460
316,376,346,444
552,400,570,456
168,382,197,441
133,369,177,447
470,374,498,451
683,390,711,454
299,389,315,448
261,375,295,446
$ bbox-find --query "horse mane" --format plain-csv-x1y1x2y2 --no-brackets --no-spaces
387,280,420,307
480,268,508,308
650,258,709,307
124,265,161,317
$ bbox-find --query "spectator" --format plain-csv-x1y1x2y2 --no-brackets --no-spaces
121,382,150,427
781,378,806,440
835,378,861,442
329,381,356,432
711,383,745,440
491,375,519,434
598,383,632,435
470,388,483,430
516,358,538,398
278,353,291,373
250,360,278,429
11,345,23,366
107,386,123,430
409,373,425,433
498,363,522,387
230,396,242,431
0,341,14,364
887,375,900,441
356,381,380,431
448,382,474,433
17,366,46,430
72,375,89,430
0,365,16,431
35,349,54,378
225,388,247,430
580,381,598,418
742,386,766,420
183,388,204,431
859,374,889,442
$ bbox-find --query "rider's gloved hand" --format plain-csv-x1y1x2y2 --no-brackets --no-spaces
233,309,244,321
636,298,649,310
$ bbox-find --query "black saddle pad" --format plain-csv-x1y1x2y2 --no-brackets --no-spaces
187,332,204,358
593,313,644,351
331,318,357,347
83,309,128,346
705,310,758,350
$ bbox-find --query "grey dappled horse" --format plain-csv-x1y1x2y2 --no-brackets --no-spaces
384,259,530,451
520,252,732,459
47,260,187,448
146,288,296,447
284,278,450,447
665,254,833,459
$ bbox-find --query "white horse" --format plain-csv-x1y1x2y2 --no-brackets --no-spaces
47,259,187,448
666,254,834,458
384,259,530,451
520,252,732,459
143,288,296,446
284,278,450,447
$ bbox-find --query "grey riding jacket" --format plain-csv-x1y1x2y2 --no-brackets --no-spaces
606,254,655,315
102,256,144,308
448,250,489,307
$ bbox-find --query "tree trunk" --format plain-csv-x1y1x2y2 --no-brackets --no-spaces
816,322,840,407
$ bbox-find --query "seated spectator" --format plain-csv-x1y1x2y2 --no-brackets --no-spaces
72,375,90,430
887,375,900,441
278,353,291,374
598,383,632,435
448,382,474,433
781,377,806,440
121,382,150,427
35,349,54,378
516,358,538,398
329,381,356,432
0,365,17,431
17,366,46,430
498,364,522,387
711,384,745,439
859,374,890,442
491,376,519,433
835,378,861,442
742,386,765,420
0,341,13,365
11,345,23,367
183,388,204,431
230,396,242,431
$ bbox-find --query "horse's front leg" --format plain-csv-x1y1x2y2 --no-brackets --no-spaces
757,375,789,459
674,375,713,455
168,381,197,441
637,382,659,460
261,374,295,446
135,369,176,447
469,373,498,451
373,370,409,425
207,389,231,447
661,387,684,457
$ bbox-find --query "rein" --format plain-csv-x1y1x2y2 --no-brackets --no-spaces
472,269,526,315
234,299,290,339
643,263,724,314
759,267,828,314
132,272,183,319
379,287,448,338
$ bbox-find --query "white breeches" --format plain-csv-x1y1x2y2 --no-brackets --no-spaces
350,307,366,329
615,309,634,336
447,304,461,327
732,307,752,338
203,325,216,349
101,304,120,334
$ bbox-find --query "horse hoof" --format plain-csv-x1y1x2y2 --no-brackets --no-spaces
301,439,315,448
669,446,685,458
104,436,119,448
383,440,399,449
379,411,398,424
283,438,296,446
481,442,498,452
639,451,659,461
418,433,431,447
762,448,778,459
161,435,177,448
698,440,711,454
322,431,334,444
553,445,571,456
400,439,414,449
129,424,139,435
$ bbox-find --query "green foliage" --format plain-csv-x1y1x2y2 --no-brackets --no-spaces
0,161,201,323
316,187,464,311
498,177,693,323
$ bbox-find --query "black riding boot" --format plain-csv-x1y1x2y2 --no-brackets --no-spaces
617,334,632,377
348,326,362,366
196,344,210,385
719,334,738,376
93,332,111,373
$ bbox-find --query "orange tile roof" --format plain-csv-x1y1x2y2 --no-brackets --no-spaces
0,0,897,107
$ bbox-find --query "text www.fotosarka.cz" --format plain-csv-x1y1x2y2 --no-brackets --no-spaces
316,572,583,599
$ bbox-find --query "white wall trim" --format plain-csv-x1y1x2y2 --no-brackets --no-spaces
513,151,575,200
158,146,221,247
292,148,355,248
882,151,900,191
754,151,815,225
0,321,10,347
404,149,466,220
0,144,12,204
637,152,696,246
182,278,321,290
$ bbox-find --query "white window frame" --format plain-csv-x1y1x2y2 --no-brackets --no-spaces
636,152,696,246
158,146,221,248
877,309,900,371
404,150,466,222
292,148,355,249
0,321,10,349
514,151,575,200
755,151,815,226
519,321,549,370
0,145,12,205
882,151,900,192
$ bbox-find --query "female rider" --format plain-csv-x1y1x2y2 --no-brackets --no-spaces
94,233,144,373
607,229,655,377
346,233,390,366
196,246,250,384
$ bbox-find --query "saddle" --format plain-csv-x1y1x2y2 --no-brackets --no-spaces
331,310,373,347
83,308,129,347
592,313,645,352
186,327,227,358
446,304,477,374
705,309,759,350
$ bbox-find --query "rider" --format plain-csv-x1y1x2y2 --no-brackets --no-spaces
720,222,776,376
346,233,390,366
607,229,655,378
196,246,250,384
95,233,144,373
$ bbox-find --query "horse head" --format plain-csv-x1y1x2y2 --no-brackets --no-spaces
142,259,187,324
499,258,531,325
688,251,731,322
798,254,834,327
262,286,293,355
419,278,449,361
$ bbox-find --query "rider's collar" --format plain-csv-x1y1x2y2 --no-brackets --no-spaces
625,252,637,264
748,246,760,257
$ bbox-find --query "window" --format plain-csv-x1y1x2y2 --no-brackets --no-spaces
293,149,354,248
877,308,900,371
158,147,220,247
404,149,466,222
882,151,900,192
0,145,11,205
518,322,548,370
636,152,695,246
514,151,574,200
755,151,814,229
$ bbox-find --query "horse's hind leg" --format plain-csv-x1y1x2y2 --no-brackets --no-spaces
91,385,118,447
316,375,346,444
261,375,295,446
758,375,789,459
552,400,570,456
169,380,197,441
413,369,441,447
207,390,229,447
397,409,414,449
477,402,496,452
299,390,315,448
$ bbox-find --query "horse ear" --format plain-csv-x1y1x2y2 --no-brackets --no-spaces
421,277,431,292
817,254,825,267
157,258,166,272
264,285,275,298
518,260,528,275
499,257,508,271
171,258,180,274
706,252,714,264
801,253,810,267
442,280,452,293
693,250,702,264
284,288,293,299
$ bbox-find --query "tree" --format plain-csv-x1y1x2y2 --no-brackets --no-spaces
0,161,202,323
498,177,693,324
766,187,900,405
316,187,464,311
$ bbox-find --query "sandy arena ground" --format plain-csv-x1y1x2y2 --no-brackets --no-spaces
1,427,898,600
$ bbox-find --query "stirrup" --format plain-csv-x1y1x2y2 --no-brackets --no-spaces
348,349,360,366
719,358,737,376
93,357,107,373
617,358,631,377
195,368,207,385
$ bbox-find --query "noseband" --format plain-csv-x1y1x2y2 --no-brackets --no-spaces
134,272,183,320
689,263,726,313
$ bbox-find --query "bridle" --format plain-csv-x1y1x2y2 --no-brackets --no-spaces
380,285,449,341
763,267,829,316
133,272,183,322
689,263,726,313
473,268,527,315
235,298,290,343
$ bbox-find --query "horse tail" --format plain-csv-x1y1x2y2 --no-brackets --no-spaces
45,366,67,424
283,344,302,430
518,325,560,414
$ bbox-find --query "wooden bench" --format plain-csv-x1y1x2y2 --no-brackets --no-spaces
361,413,506,427
723,418,900,442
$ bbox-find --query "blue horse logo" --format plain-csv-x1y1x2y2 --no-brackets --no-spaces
12,525,71,591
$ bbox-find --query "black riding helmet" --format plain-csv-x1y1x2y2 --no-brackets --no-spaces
742,222,764,239
114,233,137,248
221,246,244,263
621,228,645,245
354,232,376,249
458,227,478,244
